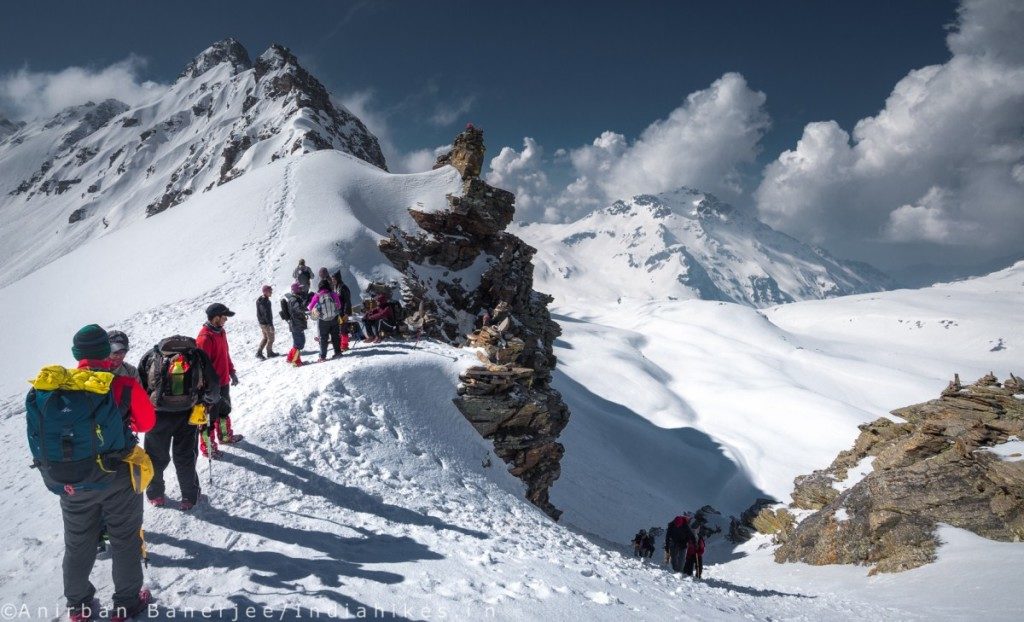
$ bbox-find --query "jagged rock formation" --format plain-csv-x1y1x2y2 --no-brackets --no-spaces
0,37,385,285
773,373,1024,574
379,127,571,519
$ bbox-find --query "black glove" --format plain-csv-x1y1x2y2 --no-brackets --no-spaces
230,371,239,386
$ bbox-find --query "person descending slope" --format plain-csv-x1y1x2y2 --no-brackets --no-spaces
664,515,697,575
139,336,221,511
292,259,314,297
282,283,308,367
307,280,343,362
26,325,156,622
196,303,241,458
255,285,278,360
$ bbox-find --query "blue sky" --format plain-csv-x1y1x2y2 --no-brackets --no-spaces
2,0,1022,276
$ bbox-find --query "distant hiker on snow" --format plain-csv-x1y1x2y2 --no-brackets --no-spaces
255,285,279,360
292,259,314,296
664,515,697,575
331,269,353,351
282,282,308,367
362,292,394,343
632,529,647,558
308,279,343,362
26,325,156,621
197,303,241,458
139,335,221,511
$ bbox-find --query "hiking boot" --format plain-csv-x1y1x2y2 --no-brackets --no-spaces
255,352,266,360
362,337,375,343
201,447,222,459
110,587,151,622
318,357,326,363
267,351,280,358
220,433,244,444
147,496,166,508
69,598,100,622
331,352,343,359
179,498,197,511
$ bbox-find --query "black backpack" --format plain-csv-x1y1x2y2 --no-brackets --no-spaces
144,335,206,411
279,297,291,321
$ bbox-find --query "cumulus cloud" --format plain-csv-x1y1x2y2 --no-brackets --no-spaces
0,57,165,121
487,137,553,219
755,0,1024,263
489,72,770,222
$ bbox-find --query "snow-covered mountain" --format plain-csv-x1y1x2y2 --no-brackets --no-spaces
513,187,895,310
0,38,384,286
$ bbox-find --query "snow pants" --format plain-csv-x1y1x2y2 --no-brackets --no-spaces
290,326,306,351
200,384,233,455
669,547,685,573
60,467,143,611
144,410,200,503
318,318,341,359
257,324,275,355
683,553,697,576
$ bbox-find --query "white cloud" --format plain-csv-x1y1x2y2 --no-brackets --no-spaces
430,95,476,127
488,72,770,222
0,56,165,121
487,137,552,220
755,0,1024,262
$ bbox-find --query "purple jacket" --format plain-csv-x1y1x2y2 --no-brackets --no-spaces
307,289,342,313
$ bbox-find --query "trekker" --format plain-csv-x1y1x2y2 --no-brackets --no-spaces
664,515,697,574
641,531,655,559
362,293,394,343
255,285,278,360
196,303,241,458
307,280,343,362
631,530,647,558
106,331,140,382
26,325,156,622
283,283,308,367
331,269,353,351
139,336,221,511
292,259,314,297
689,530,706,579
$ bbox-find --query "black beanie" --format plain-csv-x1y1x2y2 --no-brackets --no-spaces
72,324,111,360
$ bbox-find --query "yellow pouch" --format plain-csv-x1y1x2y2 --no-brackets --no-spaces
338,315,348,325
123,445,154,493
189,404,208,426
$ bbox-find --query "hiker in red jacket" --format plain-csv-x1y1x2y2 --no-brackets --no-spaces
687,530,706,578
362,293,394,343
196,303,241,457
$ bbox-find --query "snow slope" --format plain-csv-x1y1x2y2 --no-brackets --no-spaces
513,188,895,309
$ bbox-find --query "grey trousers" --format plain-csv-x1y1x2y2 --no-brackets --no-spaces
60,468,144,609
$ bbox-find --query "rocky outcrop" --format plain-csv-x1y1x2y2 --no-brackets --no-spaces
776,373,1024,574
379,127,571,520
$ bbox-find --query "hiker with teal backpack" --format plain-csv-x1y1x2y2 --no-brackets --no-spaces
307,279,343,362
26,325,156,622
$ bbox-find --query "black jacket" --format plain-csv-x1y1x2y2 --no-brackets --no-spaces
256,295,273,326
664,519,696,552
331,271,353,315
285,293,308,330
293,265,313,288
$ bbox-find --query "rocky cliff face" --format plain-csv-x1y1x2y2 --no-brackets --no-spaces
379,126,571,519
768,373,1024,574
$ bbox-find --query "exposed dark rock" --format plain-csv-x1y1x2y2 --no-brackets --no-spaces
178,37,253,80
68,207,89,223
777,374,1024,574
380,127,571,519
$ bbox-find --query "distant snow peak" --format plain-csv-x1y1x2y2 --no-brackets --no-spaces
178,37,253,80
516,186,893,308
0,38,387,283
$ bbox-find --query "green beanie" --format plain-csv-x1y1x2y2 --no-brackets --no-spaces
72,324,111,361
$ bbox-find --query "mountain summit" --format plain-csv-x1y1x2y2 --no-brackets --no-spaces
0,38,385,285
514,187,894,309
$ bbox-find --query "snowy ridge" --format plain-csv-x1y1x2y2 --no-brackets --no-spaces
0,38,384,286
513,187,894,310
0,138,1021,616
